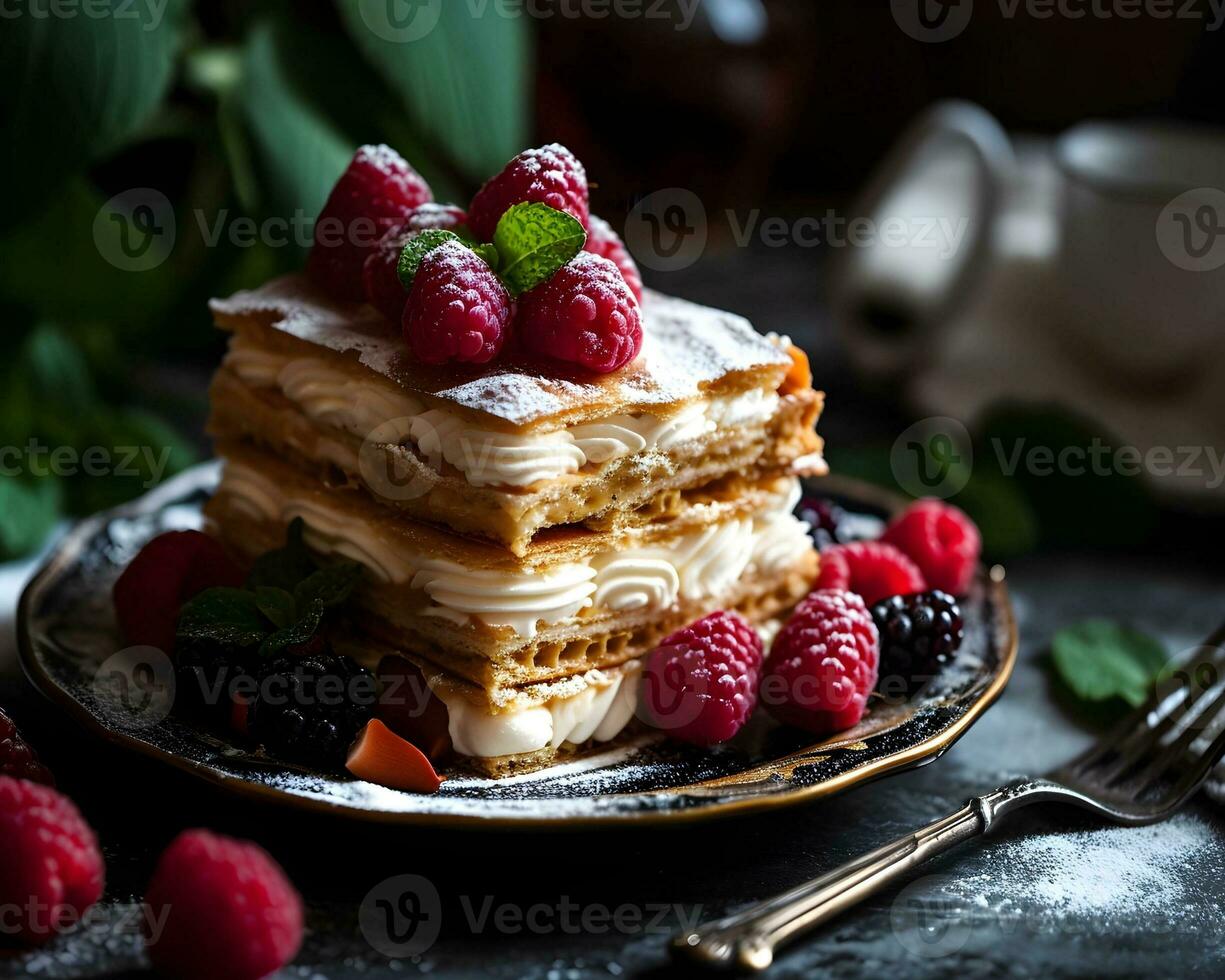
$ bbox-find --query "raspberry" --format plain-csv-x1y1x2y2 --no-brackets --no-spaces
113,531,245,654
518,252,643,373
881,499,981,596
761,590,879,735
468,143,589,242
872,590,965,697
308,144,433,302
584,215,644,302
403,241,512,364
641,611,763,746
361,204,469,321
145,829,302,980
0,777,104,945
814,541,926,606
0,709,54,785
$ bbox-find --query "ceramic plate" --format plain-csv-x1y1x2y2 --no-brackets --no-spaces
18,464,1017,828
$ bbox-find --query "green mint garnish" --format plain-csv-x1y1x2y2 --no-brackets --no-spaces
246,517,316,592
472,242,501,272
491,202,586,296
1051,619,1168,707
178,588,269,649
397,229,464,289
175,519,362,658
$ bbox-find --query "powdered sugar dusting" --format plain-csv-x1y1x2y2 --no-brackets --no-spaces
935,813,1225,934
209,275,789,427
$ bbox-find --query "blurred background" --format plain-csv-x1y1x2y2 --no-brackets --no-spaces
2,0,1224,567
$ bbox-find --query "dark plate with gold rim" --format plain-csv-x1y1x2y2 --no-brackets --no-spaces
18,463,1017,828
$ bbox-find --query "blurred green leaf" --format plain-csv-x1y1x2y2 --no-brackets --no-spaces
0,180,180,325
1052,620,1168,708
0,476,62,561
239,21,353,224
336,0,530,183
0,0,188,222
979,404,1159,549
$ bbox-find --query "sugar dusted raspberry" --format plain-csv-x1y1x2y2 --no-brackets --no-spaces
468,143,589,242
815,541,926,606
0,708,54,785
308,144,433,301
113,530,245,654
362,204,469,321
518,252,643,373
0,777,104,945
585,215,644,302
881,499,981,596
642,610,763,746
145,829,303,980
403,241,511,365
761,589,879,735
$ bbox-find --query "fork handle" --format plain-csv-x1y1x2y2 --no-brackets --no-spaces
673,779,1046,972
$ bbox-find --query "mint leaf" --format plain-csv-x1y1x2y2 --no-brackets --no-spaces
254,586,297,630
492,203,586,296
1052,620,1168,707
397,229,464,289
294,562,362,612
260,599,325,658
246,518,316,592
472,242,500,271
177,588,269,649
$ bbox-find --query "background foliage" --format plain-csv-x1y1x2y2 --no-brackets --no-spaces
0,0,530,559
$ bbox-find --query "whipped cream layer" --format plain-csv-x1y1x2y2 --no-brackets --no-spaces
225,336,780,489
438,662,642,758
219,462,813,640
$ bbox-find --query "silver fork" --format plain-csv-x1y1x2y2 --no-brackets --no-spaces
673,623,1225,973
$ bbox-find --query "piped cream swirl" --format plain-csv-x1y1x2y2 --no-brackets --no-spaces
411,560,596,640
223,338,782,488
437,662,642,758
217,464,814,639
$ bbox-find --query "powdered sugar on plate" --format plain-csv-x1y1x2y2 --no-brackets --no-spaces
932,813,1225,936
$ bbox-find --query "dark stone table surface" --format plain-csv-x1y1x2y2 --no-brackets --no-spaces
2,549,1223,980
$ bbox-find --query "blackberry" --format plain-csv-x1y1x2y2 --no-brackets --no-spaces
798,497,846,550
174,637,255,720
871,590,964,696
247,647,377,767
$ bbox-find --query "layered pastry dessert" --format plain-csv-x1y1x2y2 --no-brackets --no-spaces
199,144,824,776
205,280,823,774
112,142,848,787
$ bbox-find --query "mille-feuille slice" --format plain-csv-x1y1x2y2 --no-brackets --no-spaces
205,447,819,700
208,273,825,557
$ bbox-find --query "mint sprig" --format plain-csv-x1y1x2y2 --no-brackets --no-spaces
175,518,362,658
492,202,586,296
396,229,465,290
1051,619,1168,708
